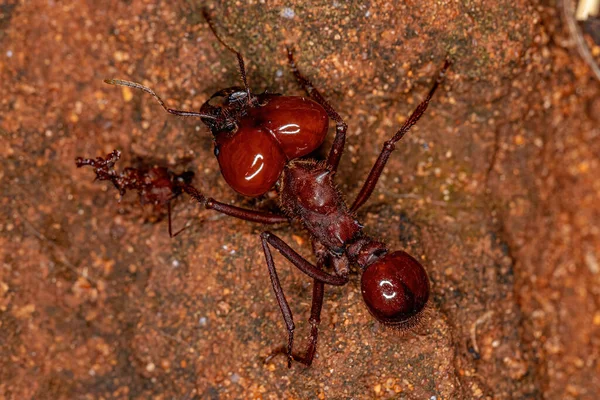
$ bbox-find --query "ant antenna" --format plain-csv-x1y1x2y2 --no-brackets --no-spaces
104,79,217,119
202,8,252,104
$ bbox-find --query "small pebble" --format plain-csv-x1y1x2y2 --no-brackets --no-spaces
280,7,295,19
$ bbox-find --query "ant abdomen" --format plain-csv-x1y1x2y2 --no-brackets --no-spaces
360,251,430,328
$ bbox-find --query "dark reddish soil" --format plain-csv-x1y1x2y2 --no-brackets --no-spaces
1,1,599,399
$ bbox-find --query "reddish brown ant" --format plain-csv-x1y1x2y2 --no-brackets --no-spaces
75,150,194,237
79,9,450,367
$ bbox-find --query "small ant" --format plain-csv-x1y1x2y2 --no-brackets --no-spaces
75,150,194,237
79,9,450,367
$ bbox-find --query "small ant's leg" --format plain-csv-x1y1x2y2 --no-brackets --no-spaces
202,8,251,103
286,48,348,172
167,201,189,238
104,79,217,119
350,60,451,213
260,232,347,367
182,185,288,224
168,201,175,237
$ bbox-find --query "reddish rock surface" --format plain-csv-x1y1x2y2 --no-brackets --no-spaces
1,0,598,399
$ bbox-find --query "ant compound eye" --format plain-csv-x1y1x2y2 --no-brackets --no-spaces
213,145,220,157
361,251,429,327
228,90,248,103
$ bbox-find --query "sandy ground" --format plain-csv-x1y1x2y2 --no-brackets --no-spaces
1,0,599,399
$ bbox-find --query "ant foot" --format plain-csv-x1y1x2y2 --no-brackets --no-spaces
263,346,312,368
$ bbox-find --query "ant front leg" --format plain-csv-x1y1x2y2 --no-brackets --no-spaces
260,232,348,367
287,48,348,172
182,185,288,224
350,60,451,212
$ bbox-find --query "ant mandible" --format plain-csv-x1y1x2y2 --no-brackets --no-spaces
81,9,450,368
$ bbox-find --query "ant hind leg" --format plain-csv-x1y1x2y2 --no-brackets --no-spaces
260,232,347,367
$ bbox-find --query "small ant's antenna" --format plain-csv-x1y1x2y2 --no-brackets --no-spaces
202,8,252,104
104,79,217,119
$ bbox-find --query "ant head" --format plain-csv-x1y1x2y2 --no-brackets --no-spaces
199,86,256,134
360,251,429,328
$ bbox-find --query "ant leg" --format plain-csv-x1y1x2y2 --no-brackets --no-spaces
295,279,325,366
104,79,216,119
265,241,328,366
202,8,251,103
286,48,348,172
182,185,288,224
260,231,348,367
292,240,328,366
167,201,189,238
265,280,324,367
261,232,348,285
350,60,451,213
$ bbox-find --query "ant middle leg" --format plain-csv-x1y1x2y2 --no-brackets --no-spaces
260,231,348,367
265,240,329,366
350,60,451,212
286,48,348,172
265,279,324,367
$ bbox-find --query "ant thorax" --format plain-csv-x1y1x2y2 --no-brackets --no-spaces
279,160,362,253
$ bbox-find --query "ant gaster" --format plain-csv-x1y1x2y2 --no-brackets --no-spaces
80,9,450,367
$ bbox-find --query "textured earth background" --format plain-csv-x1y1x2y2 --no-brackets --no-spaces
1,0,599,399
